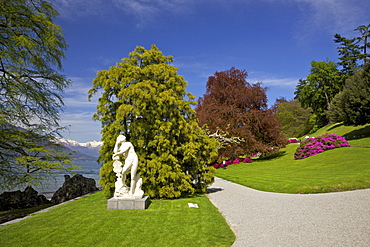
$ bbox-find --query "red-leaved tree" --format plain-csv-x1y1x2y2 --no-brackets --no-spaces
195,67,287,158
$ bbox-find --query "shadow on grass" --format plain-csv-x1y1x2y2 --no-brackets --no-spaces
344,125,370,140
177,193,205,199
327,122,344,131
0,204,53,224
254,150,288,161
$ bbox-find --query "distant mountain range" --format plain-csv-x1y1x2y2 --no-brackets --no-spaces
57,138,103,159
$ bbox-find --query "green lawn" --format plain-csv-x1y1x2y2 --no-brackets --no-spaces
216,123,370,194
309,122,370,139
0,192,235,247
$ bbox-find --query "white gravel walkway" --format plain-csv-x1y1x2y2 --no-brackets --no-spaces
207,177,370,247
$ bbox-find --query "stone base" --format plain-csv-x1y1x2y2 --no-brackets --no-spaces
107,196,150,210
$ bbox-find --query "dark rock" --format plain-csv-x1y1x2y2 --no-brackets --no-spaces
0,186,51,211
51,174,98,204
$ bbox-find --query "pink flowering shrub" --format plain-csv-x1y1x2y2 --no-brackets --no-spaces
294,133,350,160
213,157,252,169
287,138,299,143
252,152,261,157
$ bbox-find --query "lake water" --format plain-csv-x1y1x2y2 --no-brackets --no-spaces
0,160,101,198
37,160,101,198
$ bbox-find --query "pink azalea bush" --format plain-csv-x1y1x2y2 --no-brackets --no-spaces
213,157,252,169
294,133,350,160
287,138,299,143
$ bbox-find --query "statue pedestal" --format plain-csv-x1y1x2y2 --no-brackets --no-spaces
107,196,150,210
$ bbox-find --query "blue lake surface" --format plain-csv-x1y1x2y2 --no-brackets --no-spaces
36,160,101,198
0,160,101,198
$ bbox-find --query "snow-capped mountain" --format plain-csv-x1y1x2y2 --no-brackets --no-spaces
58,138,103,157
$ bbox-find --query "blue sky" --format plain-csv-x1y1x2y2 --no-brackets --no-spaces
53,0,370,142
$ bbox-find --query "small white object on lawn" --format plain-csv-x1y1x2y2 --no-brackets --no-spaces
188,203,199,208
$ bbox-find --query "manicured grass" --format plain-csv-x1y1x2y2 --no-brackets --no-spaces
0,192,235,247
309,123,370,139
216,124,370,194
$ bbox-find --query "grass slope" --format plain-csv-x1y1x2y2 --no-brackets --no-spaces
0,192,235,247
309,123,370,139
216,123,370,194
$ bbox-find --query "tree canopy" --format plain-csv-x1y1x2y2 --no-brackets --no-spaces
0,0,74,190
89,45,218,199
195,67,286,158
334,34,361,75
276,99,314,138
329,63,370,125
334,24,370,75
295,60,342,129
354,24,370,65
0,0,70,130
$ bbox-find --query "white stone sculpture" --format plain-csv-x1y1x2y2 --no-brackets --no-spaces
112,135,144,199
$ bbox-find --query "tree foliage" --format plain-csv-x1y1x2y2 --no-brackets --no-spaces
334,24,370,75
276,99,314,138
195,67,287,158
334,34,361,75
0,0,74,189
295,60,342,128
0,124,76,190
329,63,370,125
354,24,370,65
0,0,70,130
89,45,219,199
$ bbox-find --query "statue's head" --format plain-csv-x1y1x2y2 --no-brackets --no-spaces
116,134,126,142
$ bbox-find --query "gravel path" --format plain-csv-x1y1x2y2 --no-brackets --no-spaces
207,177,370,247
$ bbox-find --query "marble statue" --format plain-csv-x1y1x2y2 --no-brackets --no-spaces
112,135,144,199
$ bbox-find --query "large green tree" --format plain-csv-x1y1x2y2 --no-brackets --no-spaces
295,60,342,128
276,99,314,138
329,63,370,125
89,45,219,199
195,67,287,158
0,0,75,190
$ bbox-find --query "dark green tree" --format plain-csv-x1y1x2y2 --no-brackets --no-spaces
334,24,370,74
0,0,74,189
329,63,370,125
276,99,314,138
295,60,342,128
354,24,370,65
334,34,361,75
88,45,219,199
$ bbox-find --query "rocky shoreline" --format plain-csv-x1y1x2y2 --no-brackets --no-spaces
0,174,98,224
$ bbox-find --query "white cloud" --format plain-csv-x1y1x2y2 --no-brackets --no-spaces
293,0,369,41
63,76,99,106
249,75,299,87
53,0,109,20
54,0,195,26
54,0,369,36
59,76,101,142
243,69,299,87
60,112,95,124
112,0,192,14
60,112,101,142
110,0,195,27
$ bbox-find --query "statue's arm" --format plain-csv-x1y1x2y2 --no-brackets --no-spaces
113,143,130,156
